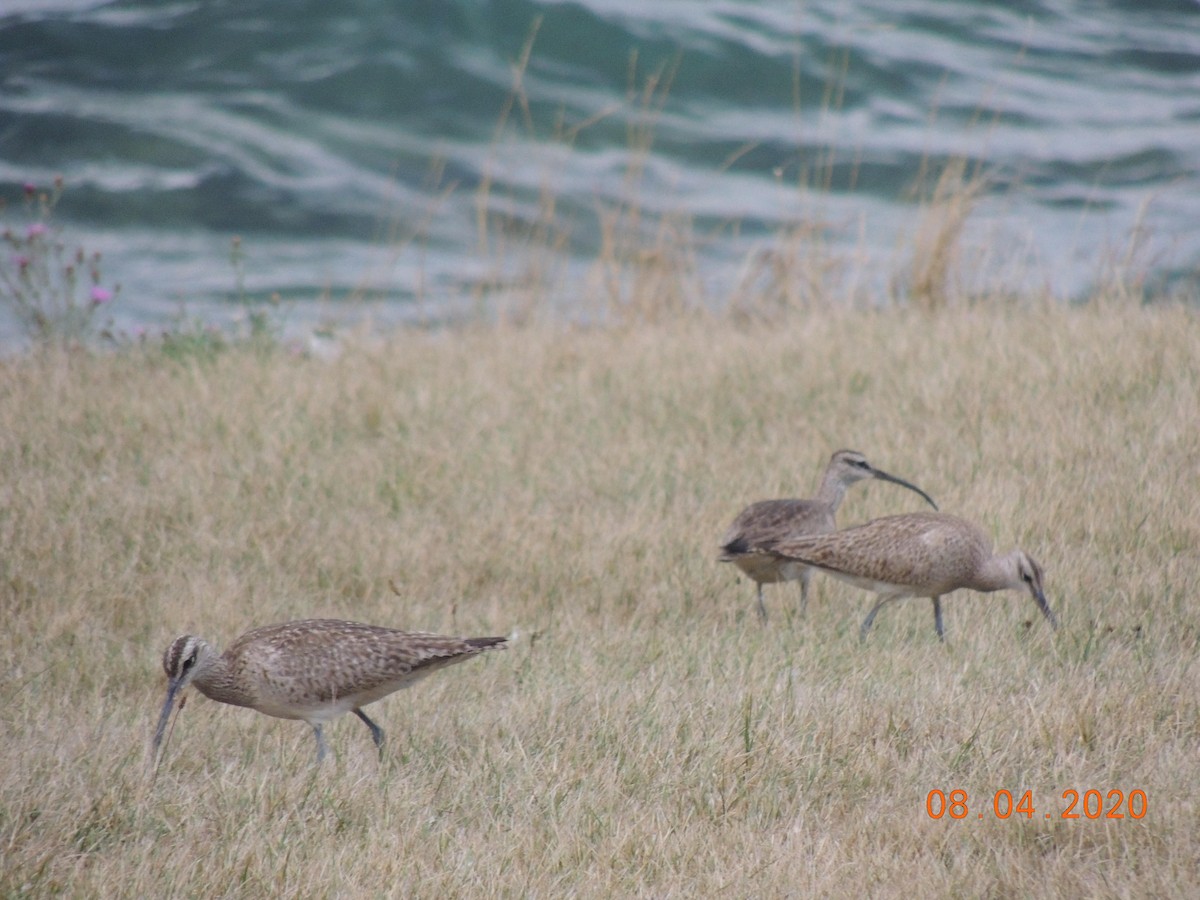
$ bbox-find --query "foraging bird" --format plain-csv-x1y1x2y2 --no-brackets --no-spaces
718,449,937,621
152,618,507,763
759,511,1058,641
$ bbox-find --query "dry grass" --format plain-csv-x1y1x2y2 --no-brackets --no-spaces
1,299,1198,897
900,157,990,311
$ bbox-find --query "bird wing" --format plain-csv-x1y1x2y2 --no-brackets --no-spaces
228,620,501,705
719,499,828,557
763,513,967,590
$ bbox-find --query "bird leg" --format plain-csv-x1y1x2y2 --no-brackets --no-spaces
354,708,385,755
932,596,944,641
311,723,329,763
756,583,768,623
860,596,900,642
798,569,811,618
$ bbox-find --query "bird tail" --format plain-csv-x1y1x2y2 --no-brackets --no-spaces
717,538,750,560
466,636,508,651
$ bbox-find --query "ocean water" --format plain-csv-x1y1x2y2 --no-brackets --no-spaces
1,0,1198,339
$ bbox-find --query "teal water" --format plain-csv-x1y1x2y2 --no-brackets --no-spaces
1,0,1198,337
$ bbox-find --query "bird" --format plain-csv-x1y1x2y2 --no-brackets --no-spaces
152,618,507,763
757,511,1058,641
718,449,938,621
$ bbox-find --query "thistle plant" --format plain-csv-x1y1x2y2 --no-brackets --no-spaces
0,177,119,347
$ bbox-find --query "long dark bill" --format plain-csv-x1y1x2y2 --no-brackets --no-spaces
1033,586,1059,630
152,676,185,754
873,469,939,511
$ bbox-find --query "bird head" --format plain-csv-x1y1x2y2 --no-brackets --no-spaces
830,449,938,510
1016,552,1058,630
152,635,215,754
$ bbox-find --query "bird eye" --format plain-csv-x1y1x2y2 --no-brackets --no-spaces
181,653,197,672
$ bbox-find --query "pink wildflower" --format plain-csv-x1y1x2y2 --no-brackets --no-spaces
23,182,35,197
90,286,113,305
26,223,47,239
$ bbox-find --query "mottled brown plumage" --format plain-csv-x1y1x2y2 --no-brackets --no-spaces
761,511,1058,641
718,450,937,621
153,619,507,762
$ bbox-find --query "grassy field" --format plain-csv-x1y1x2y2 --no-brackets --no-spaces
1,301,1197,896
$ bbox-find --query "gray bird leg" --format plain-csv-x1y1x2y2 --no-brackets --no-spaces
311,723,329,763
860,596,900,642
354,708,385,754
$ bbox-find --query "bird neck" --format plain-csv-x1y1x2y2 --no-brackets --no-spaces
814,471,850,510
970,552,1021,594
194,658,255,709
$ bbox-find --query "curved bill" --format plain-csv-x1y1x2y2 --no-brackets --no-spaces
152,677,185,754
871,468,938,511
1032,586,1059,630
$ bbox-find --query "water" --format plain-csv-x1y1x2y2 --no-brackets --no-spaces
1,0,1198,340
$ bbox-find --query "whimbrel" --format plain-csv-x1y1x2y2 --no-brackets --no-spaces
718,450,938,621
760,511,1058,641
152,618,507,763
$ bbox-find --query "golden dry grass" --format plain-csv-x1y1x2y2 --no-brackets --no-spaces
1,301,1198,896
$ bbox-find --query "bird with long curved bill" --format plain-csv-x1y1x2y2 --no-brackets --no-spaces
719,450,938,621
152,618,507,764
